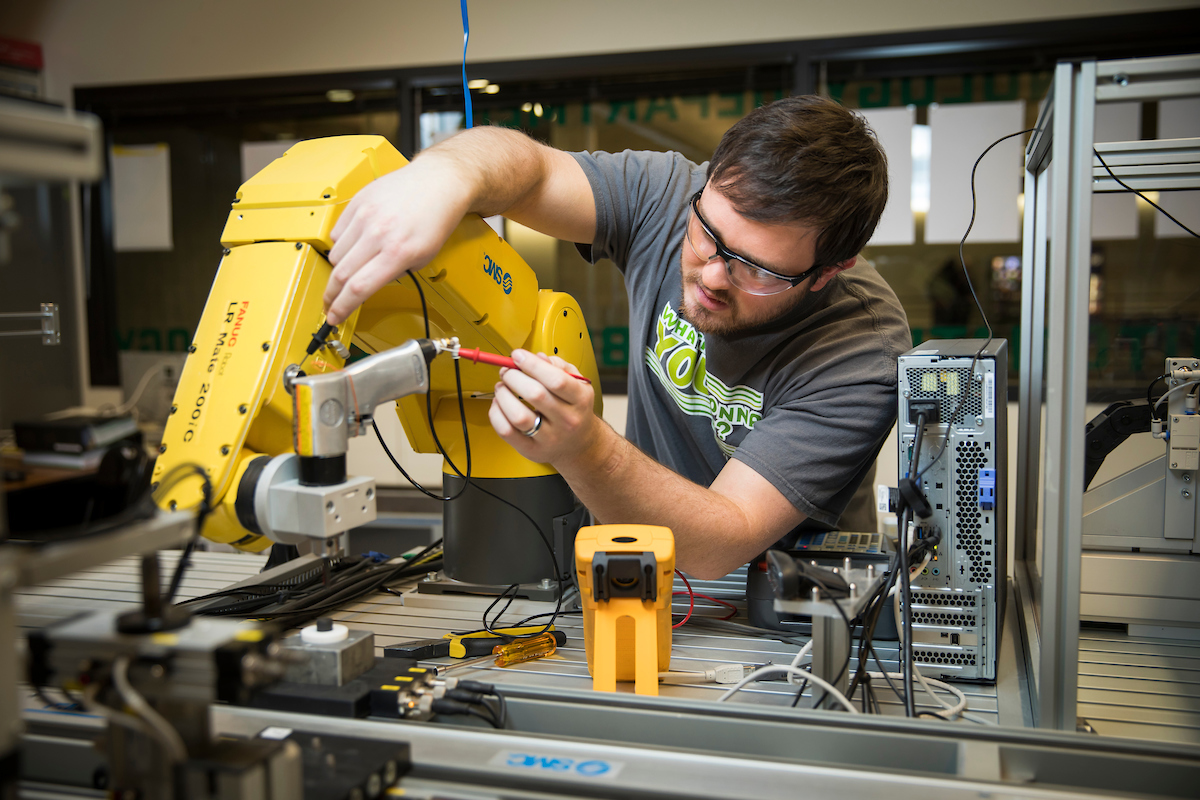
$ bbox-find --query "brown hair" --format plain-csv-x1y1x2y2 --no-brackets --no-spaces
707,95,888,268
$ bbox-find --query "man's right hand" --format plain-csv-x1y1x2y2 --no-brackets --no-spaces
324,157,472,325
322,127,595,325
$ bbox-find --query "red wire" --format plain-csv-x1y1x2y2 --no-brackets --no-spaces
672,569,694,628
672,590,738,620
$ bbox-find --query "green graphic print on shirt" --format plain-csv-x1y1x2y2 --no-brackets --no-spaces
644,303,764,457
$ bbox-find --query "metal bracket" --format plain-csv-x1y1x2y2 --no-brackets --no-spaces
0,302,59,344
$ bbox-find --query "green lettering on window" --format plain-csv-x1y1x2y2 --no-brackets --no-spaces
858,80,892,108
983,72,1020,102
607,101,637,123
900,77,936,107
681,94,710,117
717,92,744,118
941,75,974,104
644,98,678,122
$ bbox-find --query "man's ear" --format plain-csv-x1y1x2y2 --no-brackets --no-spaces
808,256,858,292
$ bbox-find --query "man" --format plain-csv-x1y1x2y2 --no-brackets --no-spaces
323,95,910,580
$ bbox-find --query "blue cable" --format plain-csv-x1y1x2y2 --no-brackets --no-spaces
460,0,472,129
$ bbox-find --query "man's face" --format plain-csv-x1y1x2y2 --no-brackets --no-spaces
679,186,825,336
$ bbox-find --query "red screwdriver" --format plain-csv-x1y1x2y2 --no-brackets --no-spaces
456,347,592,383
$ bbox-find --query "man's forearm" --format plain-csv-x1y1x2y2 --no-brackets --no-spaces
416,127,548,218
556,424,776,580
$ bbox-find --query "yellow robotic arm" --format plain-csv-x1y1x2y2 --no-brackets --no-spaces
153,135,600,587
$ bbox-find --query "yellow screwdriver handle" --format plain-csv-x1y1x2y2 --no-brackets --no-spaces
493,632,557,667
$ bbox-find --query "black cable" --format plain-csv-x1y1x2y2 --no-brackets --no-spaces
960,128,1034,343
410,272,473,495
1094,148,1200,238
845,542,903,704
31,685,81,712
153,463,213,605
491,688,509,728
468,478,565,637
869,642,904,707
194,541,443,621
370,272,566,639
464,706,503,729
916,128,1035,481
789,678,810,708
811,596,856,710
897,505,915,718
1147,373,1170,421
481,583,521,635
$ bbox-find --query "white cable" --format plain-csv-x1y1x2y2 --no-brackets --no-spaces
889,585,969,718
112,655,188,763
115,364,165,415
1154,380,1200,414
659,663,745,685
787,640,813,683
715,664,858,713
871,671,968,718
887,553,932,597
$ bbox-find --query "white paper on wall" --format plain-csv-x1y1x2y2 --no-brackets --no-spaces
110,143,173,252
1155,98,1200,238
1092,102,1140,241
926,101,1024,244
859,106,914,246
240,140,299,183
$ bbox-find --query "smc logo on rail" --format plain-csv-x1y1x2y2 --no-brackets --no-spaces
483,254,512,294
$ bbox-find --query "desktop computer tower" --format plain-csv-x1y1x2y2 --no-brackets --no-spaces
897,339,1007,682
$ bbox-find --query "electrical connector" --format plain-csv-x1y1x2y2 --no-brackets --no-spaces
658,663,746,685
978,469,996,510
908,400,941,425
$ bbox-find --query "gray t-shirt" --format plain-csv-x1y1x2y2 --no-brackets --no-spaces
572,149,910,528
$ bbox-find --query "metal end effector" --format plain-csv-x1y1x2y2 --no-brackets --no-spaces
249,338,442,557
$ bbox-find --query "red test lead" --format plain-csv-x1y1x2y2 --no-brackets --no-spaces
456,347,591,383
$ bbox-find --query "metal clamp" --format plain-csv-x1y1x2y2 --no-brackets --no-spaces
592,552,657,602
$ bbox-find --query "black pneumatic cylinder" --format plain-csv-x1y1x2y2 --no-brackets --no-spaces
298,454,346,486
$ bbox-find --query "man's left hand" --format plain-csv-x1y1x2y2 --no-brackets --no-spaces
488,349,599,464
